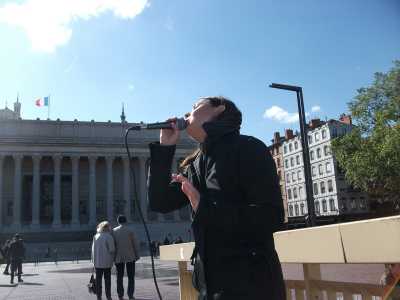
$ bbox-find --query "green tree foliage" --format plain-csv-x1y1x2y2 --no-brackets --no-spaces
332,61,400,211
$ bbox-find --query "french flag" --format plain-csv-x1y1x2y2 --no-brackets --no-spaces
36,96,50,107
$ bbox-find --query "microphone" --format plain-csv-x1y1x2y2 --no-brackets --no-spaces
128,118,188,131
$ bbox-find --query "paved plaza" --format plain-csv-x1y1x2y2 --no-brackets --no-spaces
0,257,180,300
0,256,385,300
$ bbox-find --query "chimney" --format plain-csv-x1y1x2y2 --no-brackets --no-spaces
339,114,352,125
273,132,281,144
308,118,321,129
285,129,294,140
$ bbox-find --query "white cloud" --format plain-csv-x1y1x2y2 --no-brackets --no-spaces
311,105,321,112
0,0,149,53
263,106,299,124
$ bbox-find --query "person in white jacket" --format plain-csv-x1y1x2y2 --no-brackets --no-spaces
92,221,115,300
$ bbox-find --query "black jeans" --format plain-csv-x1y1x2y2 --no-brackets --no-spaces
10,259,22,282
95,268,111,298
115,261,136,298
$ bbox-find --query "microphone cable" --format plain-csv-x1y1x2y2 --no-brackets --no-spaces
124,126,163,300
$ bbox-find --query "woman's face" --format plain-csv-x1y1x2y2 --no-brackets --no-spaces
184,99,224,139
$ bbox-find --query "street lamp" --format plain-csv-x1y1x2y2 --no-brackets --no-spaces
269,83,316,227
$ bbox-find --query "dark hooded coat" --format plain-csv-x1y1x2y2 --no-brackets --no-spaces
148,121,286,300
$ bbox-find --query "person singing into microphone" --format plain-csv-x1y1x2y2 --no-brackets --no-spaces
148,96,286,300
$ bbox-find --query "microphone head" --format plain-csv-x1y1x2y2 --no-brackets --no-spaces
176,118,188,130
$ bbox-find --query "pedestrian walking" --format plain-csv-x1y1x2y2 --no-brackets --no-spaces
9,234,25,284
2,240,11,275
92,221,115,300
113,215,140,300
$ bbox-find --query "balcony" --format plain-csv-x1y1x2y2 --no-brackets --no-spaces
160,215,400,299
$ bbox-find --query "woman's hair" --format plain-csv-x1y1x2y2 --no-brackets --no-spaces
179,96,242,169
96,221,111,233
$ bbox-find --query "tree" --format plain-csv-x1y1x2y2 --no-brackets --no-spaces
332,61,400,214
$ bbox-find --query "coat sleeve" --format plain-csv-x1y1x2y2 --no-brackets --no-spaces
238,137,284,232
148,142,189,213
108,235,115,255
130,231,141,260
91,238,95,263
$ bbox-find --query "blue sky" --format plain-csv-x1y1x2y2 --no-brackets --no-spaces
0,0,399,144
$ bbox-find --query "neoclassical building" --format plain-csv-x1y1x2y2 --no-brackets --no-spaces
0,102,196,242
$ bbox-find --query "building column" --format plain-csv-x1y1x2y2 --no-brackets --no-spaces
31,155,41,228
52,155,62,228
122,157,131,222
0,155,4,227
12,154,22,228
71,156,80,228
106,156,114,222
138,156,148,221
89,156,97,226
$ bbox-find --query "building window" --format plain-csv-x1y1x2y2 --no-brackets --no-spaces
288,189,292,199
324,145,330,156
285,159,288,168
313,183,319,195
312,166,316,177
297,170,302,181
294,141,298,150
310,150,314,160
351,198,357,210
290,157,294,167
292,172,296,182
326,162,331,173
341,199,347,212
328,180,333,192
286,173,290,183
322,199,327,212
296,155,300,165
289,205,293,216
300,203,304,215
315,201,320,214
322,129,327,139
359,197,366,209
332,128,337,137
278,170,281,180
277,158,281,167
315,132,320,142
317,148,321,158
299,186,303,198
7,202,13,217
329,198,336,211
318,164,323,175
289,143,293,152
295,204,299,216
308,135,313,144
320,181,326,194
284,145,287,154
293,187,298,199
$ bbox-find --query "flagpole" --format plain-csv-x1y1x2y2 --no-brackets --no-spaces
48,94,50,120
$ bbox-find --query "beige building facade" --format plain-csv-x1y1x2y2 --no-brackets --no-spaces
0,103,196,241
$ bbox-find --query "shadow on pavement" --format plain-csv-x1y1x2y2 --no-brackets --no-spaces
20,282,44,286
0,284,16,287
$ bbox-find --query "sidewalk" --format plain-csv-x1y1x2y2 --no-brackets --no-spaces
0,257,179,300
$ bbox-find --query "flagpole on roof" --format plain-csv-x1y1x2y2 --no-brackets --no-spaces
48,94,50,120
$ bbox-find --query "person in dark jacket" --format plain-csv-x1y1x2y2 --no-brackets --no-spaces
148,96,286,300
2,240,11,275
8,234,25,284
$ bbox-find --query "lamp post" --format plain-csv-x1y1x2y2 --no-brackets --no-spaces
269,83,316,227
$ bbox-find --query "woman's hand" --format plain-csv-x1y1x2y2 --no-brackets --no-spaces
160,117,180,145
172,174,200,211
